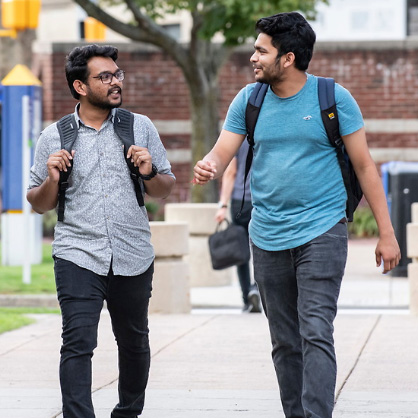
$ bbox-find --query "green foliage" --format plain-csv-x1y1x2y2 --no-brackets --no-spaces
145,200,160,215
348,207,379,238
43,210,57,237
106,0,328,45
198,0,327,46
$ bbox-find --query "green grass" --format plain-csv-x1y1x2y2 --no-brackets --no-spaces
0,244,58,334
0,311,35,333
0,243,56,294
0,307,60,335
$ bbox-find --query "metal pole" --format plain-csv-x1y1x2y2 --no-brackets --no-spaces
22,94,31,284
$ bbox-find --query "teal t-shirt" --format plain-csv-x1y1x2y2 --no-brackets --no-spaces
223,73,364,251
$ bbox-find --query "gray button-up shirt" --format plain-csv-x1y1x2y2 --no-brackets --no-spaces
29,107,174,276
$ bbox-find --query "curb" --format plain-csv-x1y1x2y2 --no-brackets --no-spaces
0,294,59,308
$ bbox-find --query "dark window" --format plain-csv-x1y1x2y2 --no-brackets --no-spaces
161,24,181,40
407,0,418,35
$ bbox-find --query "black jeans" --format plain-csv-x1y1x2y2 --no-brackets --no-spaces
54,258,153,418
231,198,253,304
252,222,347,418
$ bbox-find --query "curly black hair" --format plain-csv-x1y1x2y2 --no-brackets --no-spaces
65,44,119,99
256,12,316,71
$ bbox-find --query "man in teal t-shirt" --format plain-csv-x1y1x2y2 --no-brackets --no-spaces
194,11,400,418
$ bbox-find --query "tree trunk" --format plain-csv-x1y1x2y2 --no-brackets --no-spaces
186,40,232,203
189,77,221,203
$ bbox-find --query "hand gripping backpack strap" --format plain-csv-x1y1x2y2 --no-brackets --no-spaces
56,114,78,222
113,108,145,207
318,76,362,221
237,82,269,218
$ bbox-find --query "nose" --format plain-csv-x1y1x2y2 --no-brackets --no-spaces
110,74,119,85
250,51,258,63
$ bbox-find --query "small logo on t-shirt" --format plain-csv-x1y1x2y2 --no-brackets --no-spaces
303,115,312,120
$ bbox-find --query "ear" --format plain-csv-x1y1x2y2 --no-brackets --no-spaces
73,80,87,97
283,52,296,68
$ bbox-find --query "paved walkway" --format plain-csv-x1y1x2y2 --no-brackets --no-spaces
1,239,417,418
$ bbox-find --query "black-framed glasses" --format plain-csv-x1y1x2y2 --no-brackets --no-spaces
92,69,125,84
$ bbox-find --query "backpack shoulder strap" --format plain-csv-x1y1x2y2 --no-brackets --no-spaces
114,108,145,207
237,83,268,219
56,114,78,222
245,82,269,147
114,108,135,153
318,76,363,221
318,77,342,148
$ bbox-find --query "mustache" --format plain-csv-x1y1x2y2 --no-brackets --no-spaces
108,87,122,95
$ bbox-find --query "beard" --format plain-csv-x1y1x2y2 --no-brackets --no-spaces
86,86,122,110
256,71,283,85
254,62,284,85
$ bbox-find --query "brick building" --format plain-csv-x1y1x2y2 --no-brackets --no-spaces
32,40,418,208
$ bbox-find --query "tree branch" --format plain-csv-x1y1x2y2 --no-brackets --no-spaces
73,0,190,73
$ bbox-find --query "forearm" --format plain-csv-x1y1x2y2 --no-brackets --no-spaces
219,159,237,205
202,150,231,180
143,174,175,199
194,130,245,184
357,164,394,237
26,177,59,214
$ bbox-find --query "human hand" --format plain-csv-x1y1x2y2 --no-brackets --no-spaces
127,145,152,176
47,149,74,183
192,160,217,185
215,207,227,223
375,233,401,274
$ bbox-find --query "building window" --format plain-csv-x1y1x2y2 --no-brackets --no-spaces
407,0,418,36
161,24,181,40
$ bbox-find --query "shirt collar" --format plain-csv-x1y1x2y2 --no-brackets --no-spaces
73,103,117,127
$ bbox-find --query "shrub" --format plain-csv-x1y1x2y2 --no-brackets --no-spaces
348,207,378,238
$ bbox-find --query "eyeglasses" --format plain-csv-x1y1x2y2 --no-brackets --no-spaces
92,69,125,84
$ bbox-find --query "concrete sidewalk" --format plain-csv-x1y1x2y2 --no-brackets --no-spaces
1,238,417,418
1,310,417,418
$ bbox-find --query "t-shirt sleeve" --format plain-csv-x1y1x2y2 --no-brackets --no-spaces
222,86,252,135
335,83,364,137
135,115,175,179
28,128,55,189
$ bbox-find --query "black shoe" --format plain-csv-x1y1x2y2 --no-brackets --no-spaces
242,303,253,313
247,289,261,313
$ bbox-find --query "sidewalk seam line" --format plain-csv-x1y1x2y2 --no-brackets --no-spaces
91,315,221,393
335,314,382,404
0,316,58,357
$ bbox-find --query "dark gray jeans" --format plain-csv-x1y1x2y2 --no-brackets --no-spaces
251,222,347,418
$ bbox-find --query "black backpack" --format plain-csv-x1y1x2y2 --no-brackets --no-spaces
56,108,144,222
242,76,363,222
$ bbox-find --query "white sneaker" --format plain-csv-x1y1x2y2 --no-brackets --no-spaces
248,289,261,313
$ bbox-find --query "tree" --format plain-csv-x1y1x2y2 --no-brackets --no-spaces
73,0,327,201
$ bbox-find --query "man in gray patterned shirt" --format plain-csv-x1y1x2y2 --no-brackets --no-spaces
27,44,175,418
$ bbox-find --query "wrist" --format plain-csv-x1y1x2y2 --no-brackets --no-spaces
139,163,158,180
218,201,228,209
47,175,59,186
